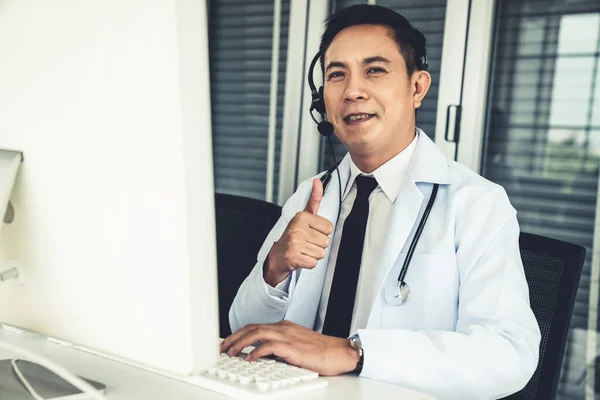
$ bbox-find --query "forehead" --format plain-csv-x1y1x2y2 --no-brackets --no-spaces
324,24,402,64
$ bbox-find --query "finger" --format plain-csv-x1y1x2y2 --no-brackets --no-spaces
227,327,286,356
245,340,292,362
306,230,331,249
300,242,327,260
306,214,334,236
220,324,259,353
292,253,319,269
304,178,323,215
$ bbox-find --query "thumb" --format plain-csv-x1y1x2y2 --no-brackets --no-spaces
304,178,324,214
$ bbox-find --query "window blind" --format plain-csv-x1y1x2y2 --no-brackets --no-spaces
208,0,290,202
481,0,600,397
321,0,447,169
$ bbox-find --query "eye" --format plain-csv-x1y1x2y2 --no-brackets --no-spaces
367,67,386,74
327,71,344,80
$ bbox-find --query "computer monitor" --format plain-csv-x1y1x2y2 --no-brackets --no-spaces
0,0,219,378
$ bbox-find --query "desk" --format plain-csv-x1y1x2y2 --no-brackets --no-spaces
0,327,435,399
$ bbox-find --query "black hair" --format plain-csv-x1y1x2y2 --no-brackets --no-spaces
319,5,427,78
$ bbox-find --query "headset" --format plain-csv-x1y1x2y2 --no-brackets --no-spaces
309,38,429,192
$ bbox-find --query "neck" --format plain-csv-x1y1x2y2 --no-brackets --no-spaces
351,127,416,173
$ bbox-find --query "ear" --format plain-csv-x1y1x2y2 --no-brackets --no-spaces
412,70,431,109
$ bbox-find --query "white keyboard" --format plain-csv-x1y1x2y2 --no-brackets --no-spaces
187,353,328,399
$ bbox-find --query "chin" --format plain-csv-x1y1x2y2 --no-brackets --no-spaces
342,138,380,157
343,127,380,145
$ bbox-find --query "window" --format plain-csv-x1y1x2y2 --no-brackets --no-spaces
208,0,290,203
481,1,600,396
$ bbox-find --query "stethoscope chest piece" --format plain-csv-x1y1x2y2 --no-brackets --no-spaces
385,280,410,306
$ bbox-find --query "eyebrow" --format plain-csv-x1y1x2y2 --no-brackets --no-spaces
325,56,392,73
364,56,392,65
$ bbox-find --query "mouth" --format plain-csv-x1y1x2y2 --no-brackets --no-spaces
343,113,376,125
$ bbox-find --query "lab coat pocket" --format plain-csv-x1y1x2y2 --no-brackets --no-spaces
380,253,458,331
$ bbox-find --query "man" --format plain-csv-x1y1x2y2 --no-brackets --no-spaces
221,5,540,399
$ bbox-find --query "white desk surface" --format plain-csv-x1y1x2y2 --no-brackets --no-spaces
0,327,435,400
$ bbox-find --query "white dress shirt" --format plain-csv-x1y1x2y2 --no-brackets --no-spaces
265,134,418,335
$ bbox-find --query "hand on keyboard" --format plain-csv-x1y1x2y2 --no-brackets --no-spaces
220,320,360,376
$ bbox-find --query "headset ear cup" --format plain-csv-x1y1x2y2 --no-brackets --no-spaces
316,86,326,115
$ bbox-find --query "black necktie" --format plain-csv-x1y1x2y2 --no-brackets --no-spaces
322,175,378,338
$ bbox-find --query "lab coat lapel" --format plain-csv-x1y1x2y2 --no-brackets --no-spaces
367,131,453,327
370,179,423,319
284,154,352,329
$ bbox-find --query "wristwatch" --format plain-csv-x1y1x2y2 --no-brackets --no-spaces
348,334,364,375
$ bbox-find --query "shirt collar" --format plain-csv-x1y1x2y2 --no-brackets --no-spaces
343,132,419,203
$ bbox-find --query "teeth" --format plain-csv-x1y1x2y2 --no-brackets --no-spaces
347,114,371,121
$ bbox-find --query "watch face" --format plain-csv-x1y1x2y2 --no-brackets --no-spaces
350,338,362,355
350,334,361,345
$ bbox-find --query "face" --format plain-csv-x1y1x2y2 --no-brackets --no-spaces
323,24,430,167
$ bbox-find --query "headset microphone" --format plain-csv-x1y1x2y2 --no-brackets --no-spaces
317,121,334,137
308,53,333,137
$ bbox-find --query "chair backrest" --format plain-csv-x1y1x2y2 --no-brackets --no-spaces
504,232,586,399
214,193,282,338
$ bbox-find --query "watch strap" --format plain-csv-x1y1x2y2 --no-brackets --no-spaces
348,334,364,375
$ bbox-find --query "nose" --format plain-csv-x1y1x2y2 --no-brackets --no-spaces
344,74,369,103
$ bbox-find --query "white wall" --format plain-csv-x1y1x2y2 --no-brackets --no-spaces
0,0,219,375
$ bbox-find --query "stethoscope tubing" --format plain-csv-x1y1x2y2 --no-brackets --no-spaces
322,171,440,305
397,183,439,285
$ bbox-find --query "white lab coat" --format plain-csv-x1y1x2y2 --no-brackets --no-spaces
229,130,541,400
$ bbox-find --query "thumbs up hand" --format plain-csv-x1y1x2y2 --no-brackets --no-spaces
304,178,324,214
264,179,334,287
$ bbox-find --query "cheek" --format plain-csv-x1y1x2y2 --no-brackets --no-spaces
322,88,337,112
379,88,413,116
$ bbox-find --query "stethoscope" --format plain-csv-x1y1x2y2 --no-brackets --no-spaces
320,167,439,306
384,183,439,305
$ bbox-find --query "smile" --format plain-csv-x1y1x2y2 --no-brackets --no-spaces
343,113,375,125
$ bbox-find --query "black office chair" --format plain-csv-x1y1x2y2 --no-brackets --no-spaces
503,232,586,399
214,193,282,338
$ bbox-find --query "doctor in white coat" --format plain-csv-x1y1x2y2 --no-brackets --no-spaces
221,5,540,399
